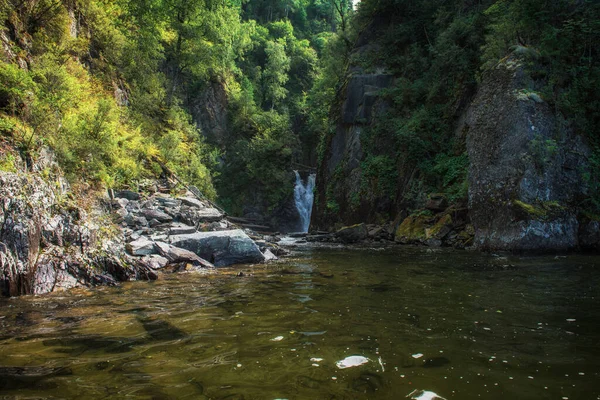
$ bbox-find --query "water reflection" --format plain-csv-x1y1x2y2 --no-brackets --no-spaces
0,246,599,399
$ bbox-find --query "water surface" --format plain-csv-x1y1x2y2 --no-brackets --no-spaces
1,245,599,399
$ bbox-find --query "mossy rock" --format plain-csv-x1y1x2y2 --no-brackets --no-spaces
395,215,428,243
513,200,566,221
425,214,453,240
335,223,368,243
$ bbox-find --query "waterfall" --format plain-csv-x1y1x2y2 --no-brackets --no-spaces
294,171,316,233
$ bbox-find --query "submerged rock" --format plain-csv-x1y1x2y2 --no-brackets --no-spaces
169,229,264,267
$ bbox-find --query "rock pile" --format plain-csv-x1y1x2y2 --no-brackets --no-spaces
0,162,281,297
111,191,276,270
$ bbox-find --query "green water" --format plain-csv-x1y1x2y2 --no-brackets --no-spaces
1,245,599,399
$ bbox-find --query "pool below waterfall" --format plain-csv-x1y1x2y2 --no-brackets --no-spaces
1,244,599,399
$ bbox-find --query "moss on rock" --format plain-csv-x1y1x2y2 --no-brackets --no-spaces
426,214,453,240
395,215,428,243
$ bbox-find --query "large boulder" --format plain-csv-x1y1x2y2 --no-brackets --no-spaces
395,215,427,244
154,242,214,268
335,223,368,243
169,229,265,267
466,56,590,251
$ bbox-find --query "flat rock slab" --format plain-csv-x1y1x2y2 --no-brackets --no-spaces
114,190,140,200
142,208,173,223
177,196,205,209
168,223,197,235
194,208,224,222
154,242,214,268
126,237,156,256
169,229,265,267
140,255,169,270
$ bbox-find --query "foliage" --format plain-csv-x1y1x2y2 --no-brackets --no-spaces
344,0,489,209
482,0,600,211
0,0,216,195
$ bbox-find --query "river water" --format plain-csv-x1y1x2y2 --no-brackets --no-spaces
1,244,599,399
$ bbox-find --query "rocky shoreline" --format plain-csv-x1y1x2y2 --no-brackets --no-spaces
0,158,284,297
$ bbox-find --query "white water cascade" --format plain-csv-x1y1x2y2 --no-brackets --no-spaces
293,171,316,233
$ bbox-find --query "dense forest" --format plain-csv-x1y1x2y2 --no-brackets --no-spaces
0,0,598,230
0,0,352,223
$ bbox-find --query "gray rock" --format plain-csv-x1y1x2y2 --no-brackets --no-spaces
466,56,589,251
150,234,168,242
33,256,80,294
206,221,228,231
178,196,204,209
154,242,214,268
124,214,148,228
114,208,128,219
128,232,141,242
579,219,600,249
135,216,149,227
113,198,129,209
263,249,278,261
115,190,140,201
289,232,308,238
126,200,141,212
190,80,229,146
306,234,334,242
140,255,169,270
425,194,448,212
194,208,224,222
335,223,368,243
126,237,156,256
142,208,173,223
312,72,394,228
169,229,265,267
178,207,223,226
156,197,180,207
368,226,384,237
169,223,197,235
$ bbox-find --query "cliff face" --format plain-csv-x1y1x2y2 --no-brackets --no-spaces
312,72,394,229
466,57,590,251
188,81,229,148
0,150,156,297
313,25,598,250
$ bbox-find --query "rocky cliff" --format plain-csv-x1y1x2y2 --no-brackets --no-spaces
312,72,394,229
313,26,598,251
466,57,591,251
0,147,280,297
0,165,152,297
189,80,229,148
